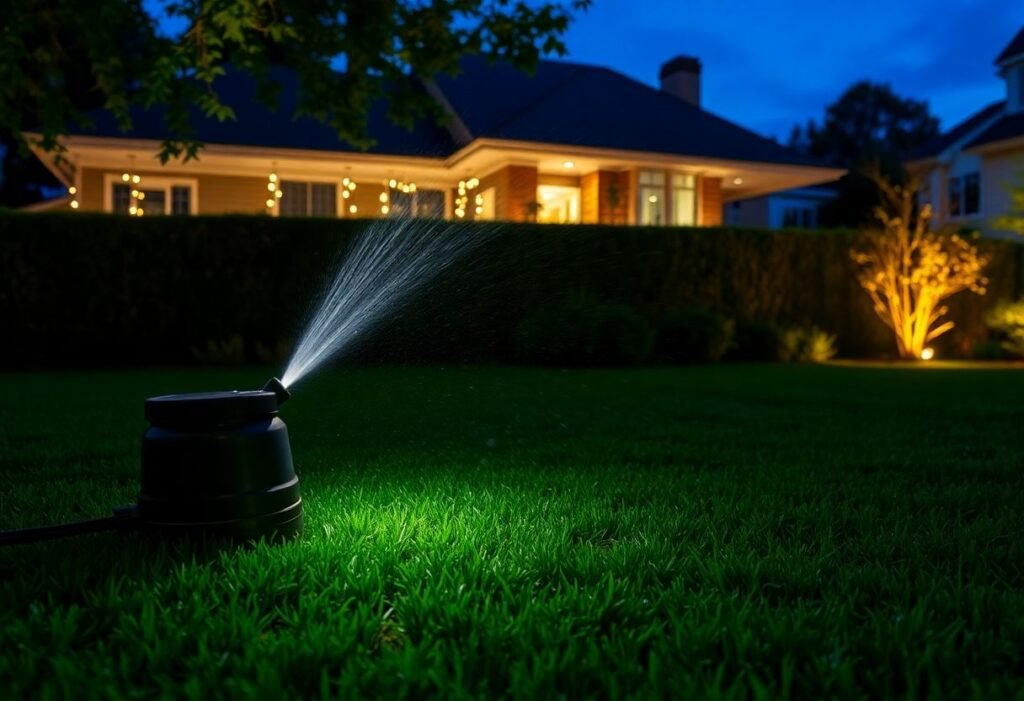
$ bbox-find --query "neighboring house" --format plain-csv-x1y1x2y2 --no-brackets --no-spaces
724,183,838,229
26,56,839,224
908,26,1024,236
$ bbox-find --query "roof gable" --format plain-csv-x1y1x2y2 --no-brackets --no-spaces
436,57,821,166
910,101,1005,160
996,26,1024,65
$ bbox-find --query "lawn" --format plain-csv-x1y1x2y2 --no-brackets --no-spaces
1,365,1022,699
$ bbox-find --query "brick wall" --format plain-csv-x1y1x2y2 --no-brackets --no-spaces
701,176,723,226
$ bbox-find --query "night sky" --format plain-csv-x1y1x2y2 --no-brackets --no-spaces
563,0,1022,140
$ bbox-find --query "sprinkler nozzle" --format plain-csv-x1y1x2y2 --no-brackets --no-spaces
261,377,291,405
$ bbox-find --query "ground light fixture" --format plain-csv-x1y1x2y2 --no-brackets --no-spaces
0,378,302,546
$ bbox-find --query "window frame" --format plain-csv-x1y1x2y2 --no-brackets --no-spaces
947,171,981,219
103,174,199,215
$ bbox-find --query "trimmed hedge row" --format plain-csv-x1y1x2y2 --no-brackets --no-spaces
1,212,1021,367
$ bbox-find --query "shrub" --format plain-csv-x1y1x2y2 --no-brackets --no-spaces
729,320,781,361
655,309,734,363
985,300,1024,357
972,339,1010,360
779,326,838,363
515,298,654,366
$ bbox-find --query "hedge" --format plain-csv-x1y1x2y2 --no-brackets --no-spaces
1,212,1021,368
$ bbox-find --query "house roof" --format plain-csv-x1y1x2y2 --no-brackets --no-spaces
996,26,1024,65
909,101,1005,159
70,58,823,168
433,57,821,167
964,110,1024,150
75,68,458,158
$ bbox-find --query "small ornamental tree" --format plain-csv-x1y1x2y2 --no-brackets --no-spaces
851,172,989,359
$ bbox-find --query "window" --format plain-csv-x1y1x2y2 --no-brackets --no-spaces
108,176,195,215
537,185,580,223
947,172,980,217
671,173,696,226
638,170,665,226
389,188,446,218
782,206,814,229
280,181,337,217
963,173,980,216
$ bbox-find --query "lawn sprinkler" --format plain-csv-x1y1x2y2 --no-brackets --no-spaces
0,378,302,546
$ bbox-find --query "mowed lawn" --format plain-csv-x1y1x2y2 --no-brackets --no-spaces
1,365,1022,699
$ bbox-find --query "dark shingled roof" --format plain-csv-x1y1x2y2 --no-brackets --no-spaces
964,110,1024,150
75,68,458,158
910,101,1005,159
433,57,822,166
73,59,825,167
996,27,1024,65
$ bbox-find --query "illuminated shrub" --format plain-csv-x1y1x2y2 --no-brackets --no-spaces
851,173,989,360
779,326,838,363
985,300,1024,357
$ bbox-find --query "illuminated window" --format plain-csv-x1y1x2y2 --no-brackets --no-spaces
537,185,580,224
671,173,696,226
638,170,665,225
108,177,194,215
389,189,445,218
280,181,337,217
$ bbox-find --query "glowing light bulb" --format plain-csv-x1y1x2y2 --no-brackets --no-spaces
275,190,283,199
921,348,935,361
379,192,388,203
129,206,137,215
409,183,416,192
266,198,275,208
388,179,397,188
136,209,144,217
68,186,77,195
342,177,350,186
122,173,130,182
348,182,356,191
733,177,743,185
648,195,658,203
349,205,357,214
70,200,80,209
269,173,278,183
267,182,276,191
475,206,483,215
137,192,145,200
131,190,139,198
132,175,141,184
475,194,483,205
563,161,574,169
381,205,390,214
342,190,350,199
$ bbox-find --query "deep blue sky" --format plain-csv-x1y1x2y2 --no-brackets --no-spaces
562,0,1023,140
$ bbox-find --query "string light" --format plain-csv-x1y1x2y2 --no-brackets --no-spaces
455,176,479,219
68,185,79,209
266,169,281,211
124,160,144,216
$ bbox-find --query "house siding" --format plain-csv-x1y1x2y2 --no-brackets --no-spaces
701,176,723,226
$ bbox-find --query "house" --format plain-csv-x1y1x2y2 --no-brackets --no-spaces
27,56,840,224
724,183,838,229
907,26,1024,236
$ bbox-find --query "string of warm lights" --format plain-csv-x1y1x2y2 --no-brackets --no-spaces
122,167,144,217
454,177,480,218
68,184,79,209
342,177,358,215
266,171,282,210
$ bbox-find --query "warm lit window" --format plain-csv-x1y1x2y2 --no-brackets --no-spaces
638,170,665,225
109,178,194,215
671,173,696,226
390,189,445,218
537,185,580,223
280,181,337,217
948,172,980,218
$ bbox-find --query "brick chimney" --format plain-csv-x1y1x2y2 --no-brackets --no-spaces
659,55,701,107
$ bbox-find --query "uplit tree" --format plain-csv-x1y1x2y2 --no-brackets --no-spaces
850,171,989,360
1,0,590,167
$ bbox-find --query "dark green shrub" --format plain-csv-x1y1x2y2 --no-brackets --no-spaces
515,299,654,366
729,320,781,361
985,300,1024,357
655,309,734,363
972,339,1010,360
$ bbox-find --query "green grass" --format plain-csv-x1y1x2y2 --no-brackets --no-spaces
1,365,1023,699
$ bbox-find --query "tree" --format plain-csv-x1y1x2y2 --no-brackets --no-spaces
850,171,989,360
789,82,940,226
1,0,590,167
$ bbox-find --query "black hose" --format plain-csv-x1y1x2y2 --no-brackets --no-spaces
0,505,139,546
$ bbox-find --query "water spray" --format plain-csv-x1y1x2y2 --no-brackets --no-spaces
2,218,490,547
0,377,301,546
